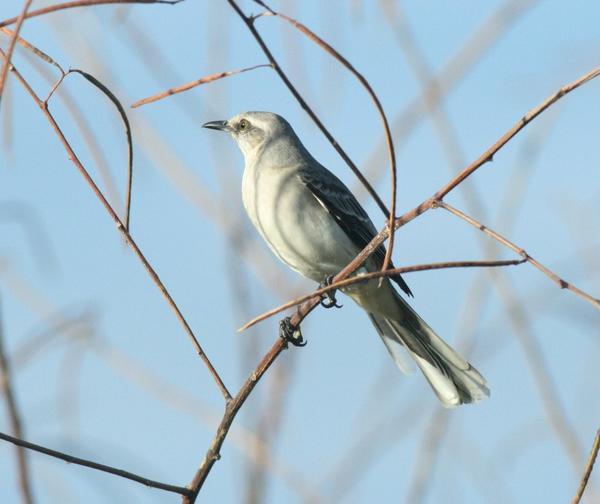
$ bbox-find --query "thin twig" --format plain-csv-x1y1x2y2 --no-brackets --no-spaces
64,69,134,230
571,429,600,504
0,0,183,28
2,50,232,401
0,26,65,72
239,259,525,332
0,0,33,109
258,1,398,277
0,431,192,497
0,300,34,504
438,201,600,310
131,63,272,108
225,0,390,217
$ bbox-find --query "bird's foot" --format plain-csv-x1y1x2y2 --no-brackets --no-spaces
279,317,306,347
318,275,343,309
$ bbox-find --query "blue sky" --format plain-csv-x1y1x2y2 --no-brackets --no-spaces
1,1,599,503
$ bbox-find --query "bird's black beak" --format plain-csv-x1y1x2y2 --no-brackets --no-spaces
202,120,229,131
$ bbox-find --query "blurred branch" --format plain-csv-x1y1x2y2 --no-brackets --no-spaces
438,201,600,310
225,0,390,217
0,0,184,28
403,112,560,503
0,299,34,504
0,0,32,109
1,50,232,401
572,429,600,504
240,258,526,332
359,0,541,196
132,63,272,108
0,201,60,273
0,432,192,497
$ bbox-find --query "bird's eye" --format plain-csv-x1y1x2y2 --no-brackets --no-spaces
239,119,249,131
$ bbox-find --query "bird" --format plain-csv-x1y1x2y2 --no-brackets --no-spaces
203,111,489,407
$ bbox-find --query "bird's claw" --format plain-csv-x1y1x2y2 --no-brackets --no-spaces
279,317,306,347
319,275,343,309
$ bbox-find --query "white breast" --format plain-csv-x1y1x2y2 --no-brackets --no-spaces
242,162,359,282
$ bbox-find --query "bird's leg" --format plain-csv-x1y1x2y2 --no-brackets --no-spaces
319,275,343,309
279,317,306,347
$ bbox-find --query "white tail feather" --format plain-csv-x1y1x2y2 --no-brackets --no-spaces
368,305,489,407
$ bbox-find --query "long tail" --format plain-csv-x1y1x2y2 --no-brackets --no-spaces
369,298,489,408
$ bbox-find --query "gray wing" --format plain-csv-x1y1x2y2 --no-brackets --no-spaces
297,164,412,297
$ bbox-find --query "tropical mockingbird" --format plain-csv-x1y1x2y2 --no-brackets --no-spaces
203,111,489,407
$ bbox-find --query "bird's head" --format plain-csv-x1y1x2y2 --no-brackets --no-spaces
202,111,294,160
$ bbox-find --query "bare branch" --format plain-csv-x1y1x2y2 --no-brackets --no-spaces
572,429,600,504
438,201,600,310
132,63,272,108
183,337,287,503
0,0,33,109
0,0,183,28
1,50,232,401
433,64,600,201
0,431,192,497
239,259,526,332
63,69,134,230
0,26,65,72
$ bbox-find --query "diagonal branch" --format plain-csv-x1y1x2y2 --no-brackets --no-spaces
132,63,272,108
0,0,183,28
239,259,526,332
572,429,600,504
0,49,232,401
0,0,33,110
438,201,600,310
0,431,192,497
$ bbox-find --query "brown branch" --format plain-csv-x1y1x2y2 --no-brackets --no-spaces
225,0,390,217
0,431,192,497
0,0,183,28
183,338,287,503
131,63,272,108
572,429,600,504
239,258,526,332
433,64,600,201
438,201,600,310
0,300,34,504
65,69,134,230
0,0,33,109
257,1,398,277
0,26,64,72
1,50,232,401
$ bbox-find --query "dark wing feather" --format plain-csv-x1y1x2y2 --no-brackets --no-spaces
298,165,412,297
